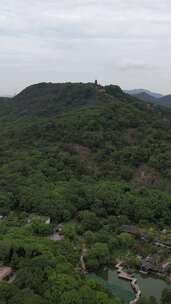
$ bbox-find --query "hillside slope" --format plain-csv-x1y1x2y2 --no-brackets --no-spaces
0,82,170,226
0,82,160,119
4,82,123,118
132,92,157,103
0,82,171,304
157,94,171,108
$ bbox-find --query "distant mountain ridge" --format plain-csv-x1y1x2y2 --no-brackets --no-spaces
158,95,171,107
131,92,157,103
125,89,163,99
125,89,171,108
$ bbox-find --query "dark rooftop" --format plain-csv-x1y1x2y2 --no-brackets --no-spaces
120,225,140,236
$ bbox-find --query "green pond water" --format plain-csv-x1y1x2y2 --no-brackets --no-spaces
87,269,171,303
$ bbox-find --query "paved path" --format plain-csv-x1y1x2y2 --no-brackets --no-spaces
116,261,141,304
80,244,87,274
48,232,64,241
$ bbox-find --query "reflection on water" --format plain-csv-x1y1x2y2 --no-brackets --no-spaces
89,269,171,304
135,273,170,302
87,272,134,303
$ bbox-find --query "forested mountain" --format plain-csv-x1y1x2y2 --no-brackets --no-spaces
0,97,11,102
0,82,171,220
0,82,127,118
0,82,171,304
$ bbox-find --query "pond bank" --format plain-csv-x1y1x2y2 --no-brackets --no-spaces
92,267,171,304
116,261,141,304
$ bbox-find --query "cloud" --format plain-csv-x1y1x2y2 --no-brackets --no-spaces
118,61,159,71
0,0,171,95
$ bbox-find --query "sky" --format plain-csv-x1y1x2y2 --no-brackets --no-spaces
0,0,171,96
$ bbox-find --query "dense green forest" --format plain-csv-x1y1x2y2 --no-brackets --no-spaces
0,82,171,304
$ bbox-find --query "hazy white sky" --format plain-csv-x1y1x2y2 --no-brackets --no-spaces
0,0,171,95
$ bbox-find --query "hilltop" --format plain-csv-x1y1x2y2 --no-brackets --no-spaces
0,82,133,119
0,82,170,221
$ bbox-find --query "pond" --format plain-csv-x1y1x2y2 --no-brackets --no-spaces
87,268,171,303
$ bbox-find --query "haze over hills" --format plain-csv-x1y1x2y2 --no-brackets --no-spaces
158,94,171,108
126,88,171,108
125,89,163,99
129,92,158,103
